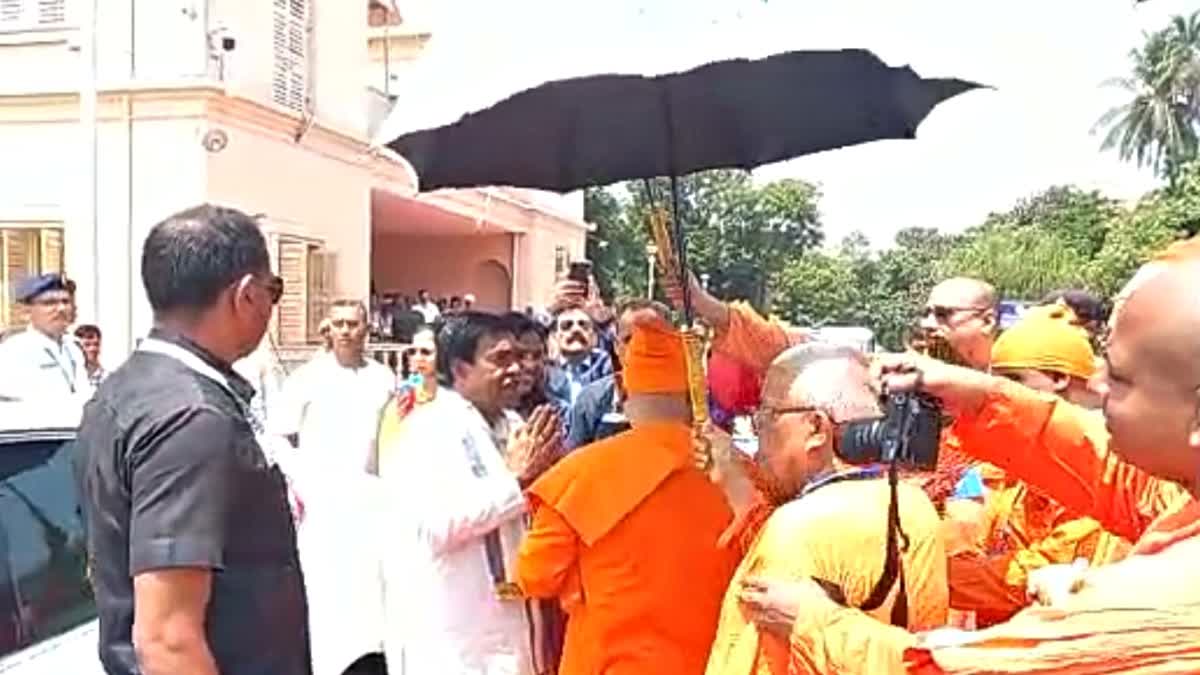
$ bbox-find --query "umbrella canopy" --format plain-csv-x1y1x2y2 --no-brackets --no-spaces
388,48,983,193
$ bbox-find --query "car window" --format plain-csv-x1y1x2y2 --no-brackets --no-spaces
0,434,93,659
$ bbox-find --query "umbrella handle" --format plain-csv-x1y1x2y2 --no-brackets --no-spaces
683,328,712,471
646,203,710,470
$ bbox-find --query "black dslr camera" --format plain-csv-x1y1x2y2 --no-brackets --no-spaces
836,392,943,471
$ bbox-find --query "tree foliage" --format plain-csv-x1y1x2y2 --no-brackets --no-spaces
587,162,1197,352
584,170,823,305
1098,10,1200,185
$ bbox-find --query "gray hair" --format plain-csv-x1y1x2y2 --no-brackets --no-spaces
764,343,881,422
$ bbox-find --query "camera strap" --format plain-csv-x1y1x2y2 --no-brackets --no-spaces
804,461,911,628
857,460,910,626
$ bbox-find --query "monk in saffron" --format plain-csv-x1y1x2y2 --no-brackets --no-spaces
516,319,738,674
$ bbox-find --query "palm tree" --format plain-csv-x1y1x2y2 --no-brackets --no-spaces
1098,11,1200,186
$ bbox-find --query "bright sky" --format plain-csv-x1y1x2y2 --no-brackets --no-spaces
396,0,1196,247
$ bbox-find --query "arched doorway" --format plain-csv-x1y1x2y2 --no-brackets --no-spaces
472,259,512,311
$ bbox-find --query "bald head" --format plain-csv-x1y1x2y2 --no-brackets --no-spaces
929,277,996,308
922,277,998,370
1115,259,1200,389
1103,255,1200,493
763,343,881,422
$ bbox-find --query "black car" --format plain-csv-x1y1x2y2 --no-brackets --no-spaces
0,424,99,672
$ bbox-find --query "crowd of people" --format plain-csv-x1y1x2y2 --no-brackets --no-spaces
4,201,1198,675
367,289,481,343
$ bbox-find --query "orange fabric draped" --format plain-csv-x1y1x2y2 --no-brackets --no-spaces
950,380,1190,544
516,422,738,675
947,477,1133,627
907,501,1200,674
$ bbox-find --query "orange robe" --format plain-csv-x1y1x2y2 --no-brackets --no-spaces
516,421,738,675
947,479,1132,627
770,379,1197,674
705,477,948,675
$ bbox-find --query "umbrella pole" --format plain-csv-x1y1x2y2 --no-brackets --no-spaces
667,176,712,471
670,175,693,323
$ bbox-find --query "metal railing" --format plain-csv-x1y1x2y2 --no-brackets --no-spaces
269,340,414,375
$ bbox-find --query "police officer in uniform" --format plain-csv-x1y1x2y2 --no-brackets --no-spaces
0,273,89,402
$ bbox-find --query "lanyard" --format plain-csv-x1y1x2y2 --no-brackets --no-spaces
42,341,77,393
797,464,885,500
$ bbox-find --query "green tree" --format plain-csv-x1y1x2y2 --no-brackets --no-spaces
1084,182,1192,297
771,249,860,327
980,186,1120,258
1098,10,1200,185
590,170,823,307
929,186,1126,301
584,188,648,299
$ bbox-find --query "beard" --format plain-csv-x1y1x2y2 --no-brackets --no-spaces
737,451,793,506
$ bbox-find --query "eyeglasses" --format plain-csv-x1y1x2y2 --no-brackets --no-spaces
257,275,284,305
557,319,592,331
410,347,434,357
329,319,361,330
751,405,820,434
921,305,989,323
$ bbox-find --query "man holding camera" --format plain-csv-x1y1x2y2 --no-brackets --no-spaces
705,343,948,675
666,273,996,511
735,239,1200,673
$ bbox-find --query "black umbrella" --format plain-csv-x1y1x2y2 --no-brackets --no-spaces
388,48,983,193
388,49,982,469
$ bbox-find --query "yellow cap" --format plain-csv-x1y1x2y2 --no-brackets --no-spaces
992,303,1096,380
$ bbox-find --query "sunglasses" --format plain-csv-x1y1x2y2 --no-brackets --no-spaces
257,275,284,305
557,319,592,331
921,305,988,323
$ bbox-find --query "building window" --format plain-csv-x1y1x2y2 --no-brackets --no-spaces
271,0,309,113
554,246,568,277
0,226,63,331
276,235,331,346
0,0,69,33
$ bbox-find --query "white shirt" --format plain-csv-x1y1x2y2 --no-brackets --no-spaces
273,351,395,476
0,327,91,403
413,302,441,324
380,389,533,675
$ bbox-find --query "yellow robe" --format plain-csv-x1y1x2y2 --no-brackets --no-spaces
705,476,948,675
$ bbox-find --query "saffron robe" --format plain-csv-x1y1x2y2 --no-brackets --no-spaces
516,421,738,674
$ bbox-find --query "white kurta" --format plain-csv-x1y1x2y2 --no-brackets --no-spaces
273,351,395,475
381,389,534,675
0,327,91,403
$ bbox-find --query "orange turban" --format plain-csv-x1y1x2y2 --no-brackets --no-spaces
991,303,1096,380
622,320,689,395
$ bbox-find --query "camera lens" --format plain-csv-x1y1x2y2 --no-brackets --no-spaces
838,419,887,465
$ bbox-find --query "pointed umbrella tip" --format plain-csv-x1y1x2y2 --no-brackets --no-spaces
897,76,990,133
